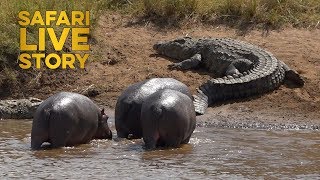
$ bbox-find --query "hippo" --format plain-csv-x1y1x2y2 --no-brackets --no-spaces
141,89,196,149
31,92,112,150
115,78,193,139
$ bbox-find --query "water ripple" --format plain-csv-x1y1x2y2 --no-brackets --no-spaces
0,119,319,179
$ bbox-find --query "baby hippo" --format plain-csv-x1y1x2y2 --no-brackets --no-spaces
141,89,196,150
31,92,112,150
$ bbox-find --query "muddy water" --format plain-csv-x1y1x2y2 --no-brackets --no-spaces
0,119,319,179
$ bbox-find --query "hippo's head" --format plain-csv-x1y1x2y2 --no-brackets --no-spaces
153,37,197,60
95,109,112,139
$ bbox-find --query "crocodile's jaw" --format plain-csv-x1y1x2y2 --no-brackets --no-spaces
153,40,197,60
153,42,161,50
153,42,165,54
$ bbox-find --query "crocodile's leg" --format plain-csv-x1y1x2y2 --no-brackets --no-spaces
168,54,201,70
225,64,240,75
225,59,253,76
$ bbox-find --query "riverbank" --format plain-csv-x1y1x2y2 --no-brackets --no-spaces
4,13,320,128
88,14,320,127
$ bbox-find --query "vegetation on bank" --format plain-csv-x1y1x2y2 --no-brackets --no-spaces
0,0,106,96
111,0,320,28
0,0,319,96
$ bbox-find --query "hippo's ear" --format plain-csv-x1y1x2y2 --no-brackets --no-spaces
101,108,109,119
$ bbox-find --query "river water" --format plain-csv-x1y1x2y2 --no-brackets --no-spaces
0,119,319,179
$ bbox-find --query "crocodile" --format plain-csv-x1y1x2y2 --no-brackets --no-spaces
0,98,42,119
153,37,304,114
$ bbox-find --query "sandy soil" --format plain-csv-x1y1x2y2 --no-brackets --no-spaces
24,13,320,127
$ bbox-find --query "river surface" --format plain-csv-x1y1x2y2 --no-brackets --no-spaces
0,119,319,179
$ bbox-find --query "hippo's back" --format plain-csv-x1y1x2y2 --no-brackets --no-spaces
39,91,96,108
141,89,196,149
115,78,192,139
31,92,100,149
117,78,192,105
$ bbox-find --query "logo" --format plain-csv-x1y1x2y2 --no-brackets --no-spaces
18,11,90,69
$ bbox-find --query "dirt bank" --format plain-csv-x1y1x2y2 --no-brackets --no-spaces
23,13,320,127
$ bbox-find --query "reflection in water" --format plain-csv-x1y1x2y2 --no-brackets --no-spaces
0,119,319,179
142,144,194,160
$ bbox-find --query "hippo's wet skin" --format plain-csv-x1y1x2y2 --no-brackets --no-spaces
141,89,196,149
115,78,193,139
31,92,112,150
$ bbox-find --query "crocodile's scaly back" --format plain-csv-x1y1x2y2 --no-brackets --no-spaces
194,45,285,114
154,37,304,115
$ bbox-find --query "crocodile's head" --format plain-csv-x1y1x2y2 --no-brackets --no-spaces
0,98,42,119
29,98,42,113
20,98,43,119
153,37,197,60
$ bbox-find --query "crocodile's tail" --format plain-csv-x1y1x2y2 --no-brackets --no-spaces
194,61,285,115
192,38,304,115
193,89,209,115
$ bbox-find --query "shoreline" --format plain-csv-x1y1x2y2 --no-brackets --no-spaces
101,107,320,131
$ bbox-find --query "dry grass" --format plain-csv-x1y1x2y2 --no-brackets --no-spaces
129,0,320,28
1,0,319,69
